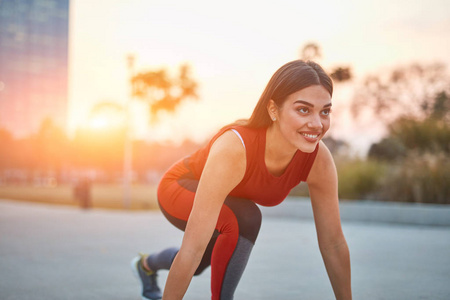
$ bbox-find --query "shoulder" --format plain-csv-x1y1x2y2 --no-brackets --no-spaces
200,129,247,189
211,125,262,152
306,141,337,186
221,125,260,139
208,129,246,165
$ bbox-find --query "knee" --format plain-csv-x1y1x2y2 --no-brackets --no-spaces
225,198,262,244
239,204,262,243
241,202,261,227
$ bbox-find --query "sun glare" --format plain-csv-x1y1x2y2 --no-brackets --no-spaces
88,115,110,130
87,110,125,131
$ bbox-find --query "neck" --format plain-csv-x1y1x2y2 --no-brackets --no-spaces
265,124,297,161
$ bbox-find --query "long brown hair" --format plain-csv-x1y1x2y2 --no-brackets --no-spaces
237,60,333,128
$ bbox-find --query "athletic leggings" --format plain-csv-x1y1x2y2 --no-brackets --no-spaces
147,159,262,300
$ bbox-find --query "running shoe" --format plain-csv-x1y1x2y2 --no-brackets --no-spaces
131,254,162,300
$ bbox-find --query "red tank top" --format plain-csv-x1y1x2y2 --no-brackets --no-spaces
184,125,319,207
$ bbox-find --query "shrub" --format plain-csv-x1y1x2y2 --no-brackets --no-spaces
368,137,406,161
380,151,450,204
336,158,387,200
389,117,450,154
290,157,388,201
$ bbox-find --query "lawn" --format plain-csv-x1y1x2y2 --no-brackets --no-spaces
0,184,159,210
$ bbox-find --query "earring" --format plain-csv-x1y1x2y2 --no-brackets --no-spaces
272,117,276,121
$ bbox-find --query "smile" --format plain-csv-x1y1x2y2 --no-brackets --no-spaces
301,133,320,139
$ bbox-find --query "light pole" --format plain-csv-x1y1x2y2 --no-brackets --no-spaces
123,54,135,209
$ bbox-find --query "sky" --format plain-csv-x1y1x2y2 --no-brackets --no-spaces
67,0,450,155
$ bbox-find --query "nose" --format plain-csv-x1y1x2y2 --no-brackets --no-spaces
307,114,323,130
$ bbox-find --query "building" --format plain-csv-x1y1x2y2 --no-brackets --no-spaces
0,0,69,137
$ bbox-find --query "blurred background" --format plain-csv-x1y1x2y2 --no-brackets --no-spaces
0,0,449,210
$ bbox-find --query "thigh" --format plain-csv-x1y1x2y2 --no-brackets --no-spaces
157,175,197,231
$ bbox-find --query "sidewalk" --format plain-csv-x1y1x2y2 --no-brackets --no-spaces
1,199,449,300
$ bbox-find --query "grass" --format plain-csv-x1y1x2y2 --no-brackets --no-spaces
0,184,159,210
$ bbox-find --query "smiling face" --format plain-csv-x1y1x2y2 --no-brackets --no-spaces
267,85,332,153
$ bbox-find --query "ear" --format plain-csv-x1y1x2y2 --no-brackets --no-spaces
267,100,278,120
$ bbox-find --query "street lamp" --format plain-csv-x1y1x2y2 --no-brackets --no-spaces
123,54,135,209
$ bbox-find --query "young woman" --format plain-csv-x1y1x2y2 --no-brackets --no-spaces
131,60,352,300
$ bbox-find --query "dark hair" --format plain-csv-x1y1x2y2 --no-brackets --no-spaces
241,60,333,128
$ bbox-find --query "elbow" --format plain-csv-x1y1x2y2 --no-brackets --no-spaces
179,242,205,263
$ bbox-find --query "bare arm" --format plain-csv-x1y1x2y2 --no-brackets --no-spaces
306,141,352,300
162,131,246,300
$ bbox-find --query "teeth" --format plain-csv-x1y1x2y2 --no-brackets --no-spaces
301,133,319,138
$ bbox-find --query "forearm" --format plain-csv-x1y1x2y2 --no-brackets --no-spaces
162,248,202,300
162,206,218,299
320,240,352,300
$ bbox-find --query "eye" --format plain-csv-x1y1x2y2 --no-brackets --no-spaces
321,108,332,116
297,107,309,114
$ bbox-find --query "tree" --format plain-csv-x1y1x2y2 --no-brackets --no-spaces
389,116,450,154
299,42,352,83
428,91,450,122
131,63,198,121
330,67,352,83
0,128,14,169
358,63,450,203
367,91,450,161
368,137,407,161
121,60,198,208
352,62,450,123
300,42,322,61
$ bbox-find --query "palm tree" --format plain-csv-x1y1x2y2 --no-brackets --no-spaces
131,63,198,121
122,57,199,208
299,42,352,83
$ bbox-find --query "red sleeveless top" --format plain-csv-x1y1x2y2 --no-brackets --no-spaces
182,125,319,207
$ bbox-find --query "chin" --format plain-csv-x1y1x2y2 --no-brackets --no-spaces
297,141,319,153
299,147,317,153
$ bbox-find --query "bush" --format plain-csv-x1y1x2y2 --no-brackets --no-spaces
290,157,387,201
336,158,387,200
380,151,450,204
389,117,450,154
368,137,406,161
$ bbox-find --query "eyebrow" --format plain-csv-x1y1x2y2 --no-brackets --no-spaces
294,100,332,108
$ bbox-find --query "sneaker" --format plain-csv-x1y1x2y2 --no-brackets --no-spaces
131,254,162,300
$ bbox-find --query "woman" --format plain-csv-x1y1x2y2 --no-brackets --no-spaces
131,60,352,300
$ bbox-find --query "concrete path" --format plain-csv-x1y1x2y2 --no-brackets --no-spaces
1,199,449,300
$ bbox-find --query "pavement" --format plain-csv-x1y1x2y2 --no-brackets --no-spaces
1,198,449,300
